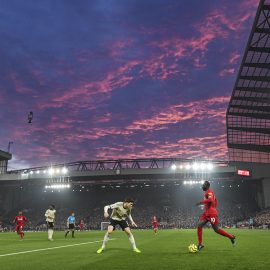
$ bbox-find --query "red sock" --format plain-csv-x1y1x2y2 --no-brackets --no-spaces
197,227,203,245
20,232,24,239
217,228,233,239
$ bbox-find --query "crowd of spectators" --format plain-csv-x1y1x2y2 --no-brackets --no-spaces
254,209,270,226
0,182,269,231
1,201,267,231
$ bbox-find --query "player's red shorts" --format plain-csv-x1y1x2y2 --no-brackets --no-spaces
200,213,219,225
16,225,24,232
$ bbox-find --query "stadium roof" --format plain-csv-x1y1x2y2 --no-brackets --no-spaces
227,0,270,163
0,149,12,161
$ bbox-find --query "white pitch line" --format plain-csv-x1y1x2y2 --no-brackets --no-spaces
0,239,115,257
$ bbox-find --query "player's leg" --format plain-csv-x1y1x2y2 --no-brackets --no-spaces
124,226,141,253
71,225,75,238
210,216,236,245
47,222,54,241
65,229,70,237
20,226,24,239
16,226,20,238
18,226,22,239
97,225,114,253
197,217,208,250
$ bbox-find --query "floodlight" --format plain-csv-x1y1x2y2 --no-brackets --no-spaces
48,168,54,175
171,164,177,170
185,163,191,170
207,163,214,170
192,163,199,170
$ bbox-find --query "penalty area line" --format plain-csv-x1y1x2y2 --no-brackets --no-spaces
0,239,115,257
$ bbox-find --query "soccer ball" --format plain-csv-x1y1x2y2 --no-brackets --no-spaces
188,244,198,253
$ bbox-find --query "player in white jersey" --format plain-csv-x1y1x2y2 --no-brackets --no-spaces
45,204,56,241
97,198,141,253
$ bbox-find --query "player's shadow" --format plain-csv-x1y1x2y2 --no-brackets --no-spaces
94,247,127,253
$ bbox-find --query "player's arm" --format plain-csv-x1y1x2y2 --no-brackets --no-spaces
195,193,214,206
128,214,137,227
104,202,121,218
45,210,49,218
25,217,31,224
13,217,16,224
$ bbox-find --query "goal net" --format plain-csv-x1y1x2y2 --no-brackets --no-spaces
100,222,110,230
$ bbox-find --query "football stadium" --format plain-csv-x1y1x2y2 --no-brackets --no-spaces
1,1,270,270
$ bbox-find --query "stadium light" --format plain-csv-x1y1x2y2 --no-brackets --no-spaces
48,168,54,175
192,163,199,170
207,163,214,170
30,171,33,175
183,180,205,185
185,163,191,170
179,164,183,169
171,164,177,170
36,170,40,174
62,167,68,174
56,168,60,174
45,184,71,189
199,163,206,170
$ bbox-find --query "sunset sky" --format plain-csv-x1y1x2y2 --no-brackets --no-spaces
0,0,259,169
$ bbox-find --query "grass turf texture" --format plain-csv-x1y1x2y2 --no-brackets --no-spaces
0,229,269,270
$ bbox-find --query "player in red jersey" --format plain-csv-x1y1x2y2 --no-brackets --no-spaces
13,211,30,239
195,181,236,251
152,216,158,235
79,219,85,231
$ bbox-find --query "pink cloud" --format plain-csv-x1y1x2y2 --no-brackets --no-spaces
93,113,112,123
126,96,230,132
138,2,256,80
108,38,134,59
9,72,35,94
17,95,230,150
32,1,257,112
219,68,235,77
95,134,228,161
229,52,241,64
38,60,140,110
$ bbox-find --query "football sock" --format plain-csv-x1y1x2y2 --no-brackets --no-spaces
216,228,234,239
197,227,203,245
72,231,74,237
128,234,137,249
48,229,54,239
101,232,110,249
65,231,69,237
20,232,23,239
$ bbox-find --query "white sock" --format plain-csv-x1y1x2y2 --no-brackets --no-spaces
101,232,110,249
128,234,136,249
48,229,53,239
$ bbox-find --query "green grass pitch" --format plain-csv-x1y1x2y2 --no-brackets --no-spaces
0,229,269,270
